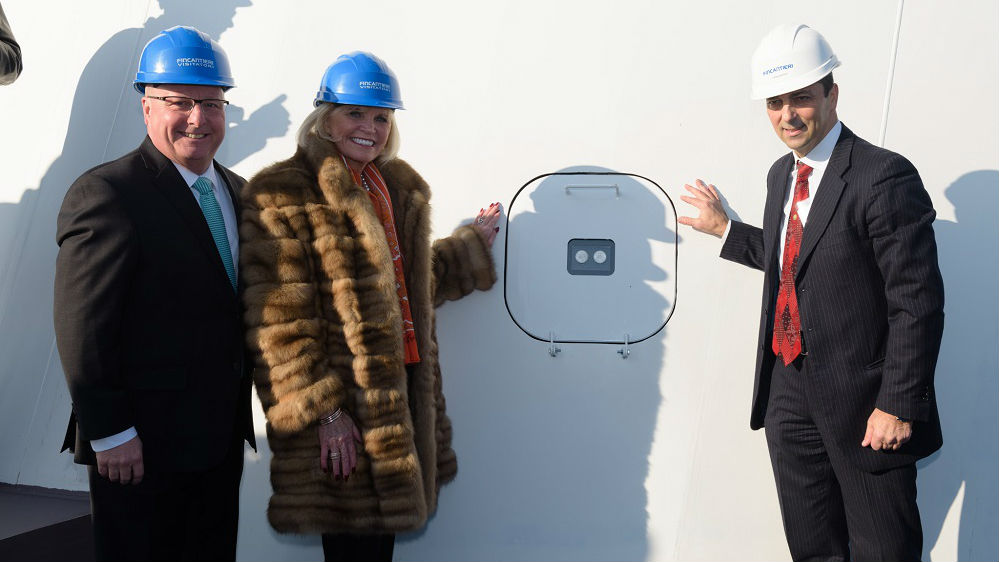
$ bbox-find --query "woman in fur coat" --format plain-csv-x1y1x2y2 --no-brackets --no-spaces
240,52,500,561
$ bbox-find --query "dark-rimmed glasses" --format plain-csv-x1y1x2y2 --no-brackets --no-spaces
146,95,229,115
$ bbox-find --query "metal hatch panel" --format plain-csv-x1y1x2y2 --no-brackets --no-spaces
504,169,677,345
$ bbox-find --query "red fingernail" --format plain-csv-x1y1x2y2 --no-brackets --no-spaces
494,227,499,232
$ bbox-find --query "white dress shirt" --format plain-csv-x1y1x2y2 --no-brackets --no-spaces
90,161,239,453
775,121,841,269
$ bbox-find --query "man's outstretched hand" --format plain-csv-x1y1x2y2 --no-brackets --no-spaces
678,179,729,238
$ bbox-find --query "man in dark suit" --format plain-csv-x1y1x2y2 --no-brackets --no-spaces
680,24,944,560
54,26,254,561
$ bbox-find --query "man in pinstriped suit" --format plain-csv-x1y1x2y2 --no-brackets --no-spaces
680,24,944,561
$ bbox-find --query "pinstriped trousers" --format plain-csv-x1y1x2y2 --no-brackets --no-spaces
765,358,922,562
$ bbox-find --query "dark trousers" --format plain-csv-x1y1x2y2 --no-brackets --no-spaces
322,532,395,562
764,358,922,562
88,438,244,562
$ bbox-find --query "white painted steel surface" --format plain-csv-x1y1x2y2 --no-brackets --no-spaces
0,1,995,560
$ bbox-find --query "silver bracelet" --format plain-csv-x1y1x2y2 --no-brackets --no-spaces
319,408,343,426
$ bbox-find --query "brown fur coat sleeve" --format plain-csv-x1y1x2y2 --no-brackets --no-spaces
431,224,497,306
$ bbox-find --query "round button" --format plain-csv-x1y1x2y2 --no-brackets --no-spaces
593,250,607,264
574,250,589,264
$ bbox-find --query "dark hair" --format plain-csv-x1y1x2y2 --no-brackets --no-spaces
820,72,835,96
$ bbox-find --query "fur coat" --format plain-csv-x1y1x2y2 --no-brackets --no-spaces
240,132,495,534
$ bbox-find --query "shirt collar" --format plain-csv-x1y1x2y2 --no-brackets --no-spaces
797,120,842,170
173,161,221,190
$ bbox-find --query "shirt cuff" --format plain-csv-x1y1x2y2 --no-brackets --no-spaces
719,220,733,249
91,427,138,452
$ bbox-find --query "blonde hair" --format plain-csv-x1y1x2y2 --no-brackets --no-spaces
296,103,400,165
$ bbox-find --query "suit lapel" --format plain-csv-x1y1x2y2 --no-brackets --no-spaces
215,162,242,218
139,137,235,300
215,162,244,295
762,154,794,299
796,127,854,279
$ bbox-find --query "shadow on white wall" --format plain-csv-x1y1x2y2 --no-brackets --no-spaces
0,0,289,487
919,169,999,562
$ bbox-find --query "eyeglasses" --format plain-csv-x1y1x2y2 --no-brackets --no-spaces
146,95,229,115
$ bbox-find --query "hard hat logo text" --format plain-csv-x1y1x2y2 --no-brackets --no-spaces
176,57,217,70
358,81,391,92
762,63,794,76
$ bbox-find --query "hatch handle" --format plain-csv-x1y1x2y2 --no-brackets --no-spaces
564,184,620,197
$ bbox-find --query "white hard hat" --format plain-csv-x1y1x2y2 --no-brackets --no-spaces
750,24,841,100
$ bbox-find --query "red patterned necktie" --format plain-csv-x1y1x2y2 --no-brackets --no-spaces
773,161,813,366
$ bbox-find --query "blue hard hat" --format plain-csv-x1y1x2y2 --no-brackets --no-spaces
133,26,235,93
314,52,404,109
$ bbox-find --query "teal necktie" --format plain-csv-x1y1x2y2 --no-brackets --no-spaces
193,177,237,292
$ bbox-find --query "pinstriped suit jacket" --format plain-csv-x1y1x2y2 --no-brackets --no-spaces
721,125,944,473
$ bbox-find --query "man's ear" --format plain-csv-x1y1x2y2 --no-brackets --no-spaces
140,96,151,125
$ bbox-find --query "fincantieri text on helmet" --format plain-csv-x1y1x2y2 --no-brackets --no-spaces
762,63,794,76
359,81,391,91
176,57,217,69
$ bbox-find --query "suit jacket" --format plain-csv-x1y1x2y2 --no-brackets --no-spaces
54,137,255,473
721,125,944,473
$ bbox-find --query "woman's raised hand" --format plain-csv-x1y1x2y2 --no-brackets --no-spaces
474,202,502,247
